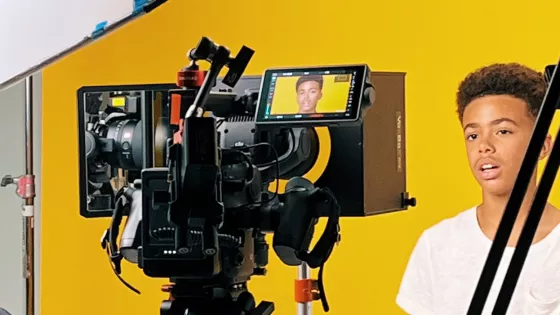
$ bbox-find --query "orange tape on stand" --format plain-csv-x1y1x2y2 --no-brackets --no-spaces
295,279,320,303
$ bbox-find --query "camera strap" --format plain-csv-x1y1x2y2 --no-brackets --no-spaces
297,187,341,312
100,189,140,294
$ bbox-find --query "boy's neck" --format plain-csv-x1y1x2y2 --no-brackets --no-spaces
477,183,559,246
479,188,535,224
477,184,537,246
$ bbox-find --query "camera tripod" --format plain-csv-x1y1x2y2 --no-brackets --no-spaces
159,280,274,315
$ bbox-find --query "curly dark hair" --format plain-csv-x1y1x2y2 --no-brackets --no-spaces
456,63,547,121
296,75,324,91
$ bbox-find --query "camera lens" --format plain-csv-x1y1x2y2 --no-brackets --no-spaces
103,119,143,170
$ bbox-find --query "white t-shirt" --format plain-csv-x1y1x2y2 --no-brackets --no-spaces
396,206,560,315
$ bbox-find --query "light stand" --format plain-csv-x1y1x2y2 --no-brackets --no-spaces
466,59,560,315
23,76,35,315
0,76,37,315
297,263,312,315
0,3,170,315
295,260,329,315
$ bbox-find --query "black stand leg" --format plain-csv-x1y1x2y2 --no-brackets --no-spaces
250,301,275,315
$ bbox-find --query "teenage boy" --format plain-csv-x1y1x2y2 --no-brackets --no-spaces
396,63,560,314
295,75,323,114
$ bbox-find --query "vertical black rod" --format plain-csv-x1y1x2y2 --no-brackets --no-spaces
466,59,560,315
142,91,154,168
492,126,560,314
23,76,35,315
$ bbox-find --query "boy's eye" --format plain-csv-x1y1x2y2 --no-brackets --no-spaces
467,134,478,140
497,130,511,135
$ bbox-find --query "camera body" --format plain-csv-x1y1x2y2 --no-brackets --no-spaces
77,37,415,314
139,165,271,282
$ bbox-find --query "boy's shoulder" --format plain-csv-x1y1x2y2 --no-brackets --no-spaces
419,206,480,247
425,205,477,233
396,206,483,314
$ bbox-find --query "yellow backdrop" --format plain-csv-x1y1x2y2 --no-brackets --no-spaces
40,0,560,314
270,75,350,114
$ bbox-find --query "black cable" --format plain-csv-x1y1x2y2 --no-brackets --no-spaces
224,148,253,169
256,128,296,168
216,118,225,129
108,187,126,261
103,239,141,294
318,263,329,312
101,186,140,295
242,142,280,204
108,199,124,271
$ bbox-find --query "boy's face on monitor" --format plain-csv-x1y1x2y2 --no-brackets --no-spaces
297,81,322,113
462,95,551,196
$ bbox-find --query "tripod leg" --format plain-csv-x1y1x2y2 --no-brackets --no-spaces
236,291,256,314
251,302,275,315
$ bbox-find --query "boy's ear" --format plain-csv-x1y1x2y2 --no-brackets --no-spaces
539,134,553,161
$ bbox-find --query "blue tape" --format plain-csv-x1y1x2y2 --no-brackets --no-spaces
133,0,149,14
92,21,108,38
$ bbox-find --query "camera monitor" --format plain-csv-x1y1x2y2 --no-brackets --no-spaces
255,64,369,125
77,83,178,218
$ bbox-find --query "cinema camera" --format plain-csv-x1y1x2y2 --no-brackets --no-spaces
77,37,416,315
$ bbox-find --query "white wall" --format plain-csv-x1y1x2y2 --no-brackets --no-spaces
0,74,42,315
0,0,133,85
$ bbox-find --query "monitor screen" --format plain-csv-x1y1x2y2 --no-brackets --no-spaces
255,65,368,125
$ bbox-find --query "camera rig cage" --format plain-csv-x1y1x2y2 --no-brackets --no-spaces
76,36,416,315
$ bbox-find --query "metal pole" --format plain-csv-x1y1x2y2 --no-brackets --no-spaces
297,263,312,315
23,76,35,315
0,77,37,315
